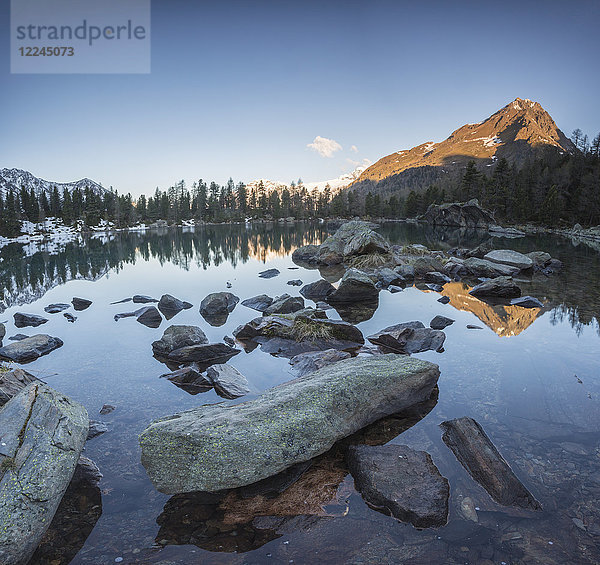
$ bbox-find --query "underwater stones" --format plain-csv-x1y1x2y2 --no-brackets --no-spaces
0,384,88,565
140,354,440,494
14,313,48,328
440,417,541,511
152,325,209,358
0,334,64,363
347,444,449,528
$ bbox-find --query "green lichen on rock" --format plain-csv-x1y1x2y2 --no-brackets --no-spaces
140,354,439,494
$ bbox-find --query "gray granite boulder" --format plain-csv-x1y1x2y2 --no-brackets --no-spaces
167,343,240,366
289,349,351,377
484,249,533,270
199,292,239,326
430,315,455,330
300,279,336,301
152,325,209,358
160,365,213,395
463,257,518,278
140,354,440,493
136,306,163,328
264,294,305,315
527,251,552,269
368,321,445,354
71,297,92,311
0,335,63,363
241,294,274,312
327,268,378,304
347,444,449,528
0,384,88,565
0,368,42,406
510,296,544,308
44,303,70,314
158,294,193,319
14,313,48,328
469,276,521,299
206,364,250,399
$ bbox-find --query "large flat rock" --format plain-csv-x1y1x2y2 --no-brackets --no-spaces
0,334,63,363
347,444,449,528
140,354,440,494
0,384,89,565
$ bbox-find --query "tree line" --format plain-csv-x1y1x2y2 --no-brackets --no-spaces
1,129,599,237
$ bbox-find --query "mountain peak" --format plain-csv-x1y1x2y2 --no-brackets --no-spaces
0,168,108,199
353,98,575,186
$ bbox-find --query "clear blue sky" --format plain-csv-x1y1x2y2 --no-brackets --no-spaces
1,0,599,196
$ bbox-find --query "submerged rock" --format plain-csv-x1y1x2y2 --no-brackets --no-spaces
367,321,445,354
14,313,48,328
206,364,250,399
199,292,239,326
258,268,280,279
0,384,89,565
72,297,92,311
87,420,108,440
511,296,544,308
289,349,351,377
430,315,455,330
527,251,552,269
300,279,336,301
241,294,274,312
347,444,449,528
158,294,193,319
0,334,64,363
0,367,42,406
133,294,158,303
44,303,70,314
327,268,378,304
440,417,541,511
161,365,212,395
99,404,115,415
484,249,533,270
167,343,240,366
152,325,209,357
140,354,440,494
469,276,521,299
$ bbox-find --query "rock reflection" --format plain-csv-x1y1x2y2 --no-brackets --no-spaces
30,457,103,565
154,389,438,552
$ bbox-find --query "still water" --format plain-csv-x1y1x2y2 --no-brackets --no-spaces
1,222,599,564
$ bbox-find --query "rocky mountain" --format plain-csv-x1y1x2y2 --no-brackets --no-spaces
0,168,108,199
351,98,576,192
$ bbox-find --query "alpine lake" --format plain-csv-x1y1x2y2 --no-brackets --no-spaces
1,221,599,565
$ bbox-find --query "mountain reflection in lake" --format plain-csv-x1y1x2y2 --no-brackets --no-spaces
1,221,600,564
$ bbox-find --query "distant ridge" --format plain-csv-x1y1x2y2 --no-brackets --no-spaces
0,167,108,198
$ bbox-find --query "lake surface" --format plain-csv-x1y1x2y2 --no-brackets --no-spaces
1,222,599,564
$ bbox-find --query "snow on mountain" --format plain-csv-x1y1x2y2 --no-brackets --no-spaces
0,168,109,198
245,166,367,194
